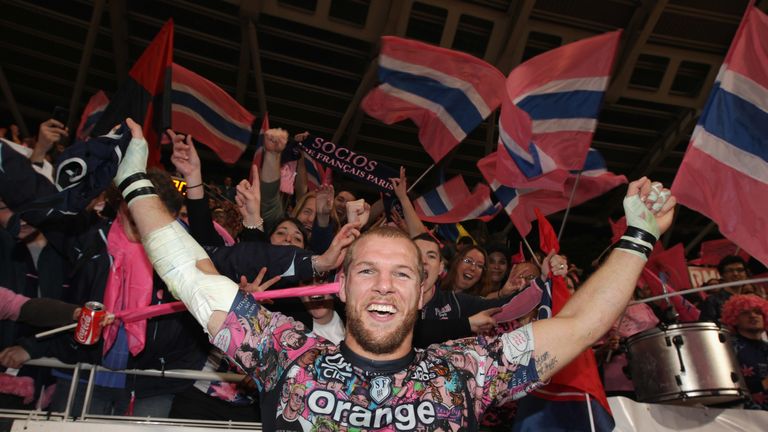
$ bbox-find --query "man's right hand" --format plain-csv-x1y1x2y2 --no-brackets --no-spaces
314,223,361,272
623,177,675,239
114,118,149,186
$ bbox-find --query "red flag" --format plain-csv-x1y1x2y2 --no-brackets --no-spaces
690,238,752,266
535,208,559,254
641,243,701,322
647,244,693,292
524,212,613,429
92,20,174,168
608,217,626,244
510,242,526,264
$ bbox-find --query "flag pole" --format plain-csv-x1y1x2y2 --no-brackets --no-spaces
683,221,717,256
521,236,542,267
557,171,582,242
407,163,436,193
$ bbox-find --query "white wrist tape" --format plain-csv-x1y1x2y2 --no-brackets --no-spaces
620,234,654,251
115,137,149,186
142,222,238,333
622,194,660,240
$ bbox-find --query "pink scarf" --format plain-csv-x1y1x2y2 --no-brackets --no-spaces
102,214,153,356
213,220,235,246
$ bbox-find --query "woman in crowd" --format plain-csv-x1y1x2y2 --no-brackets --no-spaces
442,245,491,296
290,192,316,234
480,244,511,297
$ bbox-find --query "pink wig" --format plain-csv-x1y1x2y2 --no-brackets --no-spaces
720,294,768,330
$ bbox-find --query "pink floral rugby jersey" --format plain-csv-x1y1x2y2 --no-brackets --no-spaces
213,291,542,431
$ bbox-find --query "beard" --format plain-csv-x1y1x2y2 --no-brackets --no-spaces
345,303,418,355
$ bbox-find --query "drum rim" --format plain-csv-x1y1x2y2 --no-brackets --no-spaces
637,388,746,404
625,322,730,344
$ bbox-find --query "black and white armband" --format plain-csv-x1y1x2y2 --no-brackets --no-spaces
615,191,663,261
117,172,158,206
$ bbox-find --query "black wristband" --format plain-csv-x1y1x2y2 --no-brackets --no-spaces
623,226,657,245
615,239,652,259
118,172,149,193
124,186,157,204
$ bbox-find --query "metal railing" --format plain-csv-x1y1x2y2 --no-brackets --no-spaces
0,357,262,430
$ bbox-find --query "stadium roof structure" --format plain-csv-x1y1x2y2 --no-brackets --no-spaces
2,0,766,264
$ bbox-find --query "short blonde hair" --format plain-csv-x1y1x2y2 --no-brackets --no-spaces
342,226,424,284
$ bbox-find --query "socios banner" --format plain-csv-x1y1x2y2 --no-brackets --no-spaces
297,136,397,192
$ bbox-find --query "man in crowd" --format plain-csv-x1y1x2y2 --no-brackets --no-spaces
116,119,674,430
701,255,754,323
721,294,768,410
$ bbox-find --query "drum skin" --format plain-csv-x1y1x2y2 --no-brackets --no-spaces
625,322,748,405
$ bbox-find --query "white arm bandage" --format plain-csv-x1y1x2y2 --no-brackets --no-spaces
142,222,238,333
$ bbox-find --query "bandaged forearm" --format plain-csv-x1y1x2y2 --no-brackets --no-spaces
142,222,238,332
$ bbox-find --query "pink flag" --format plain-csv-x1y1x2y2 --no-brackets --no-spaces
171,63,255,163
413,175,501,223
671,7,768,266
496,31,621,191
76,91,109,140
361,36,505,163
479,149,626,236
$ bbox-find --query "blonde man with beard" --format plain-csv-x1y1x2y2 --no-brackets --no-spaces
116,119,674,430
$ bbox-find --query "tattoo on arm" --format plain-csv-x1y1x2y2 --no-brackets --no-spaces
535,351,559,379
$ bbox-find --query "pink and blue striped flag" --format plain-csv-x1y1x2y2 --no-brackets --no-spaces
671,6,768,266
304,155,325,191
497,31,621,190
479,148,626,236
76,90,109,141
171,63,255,164
413,175,501,223
361,36,505,163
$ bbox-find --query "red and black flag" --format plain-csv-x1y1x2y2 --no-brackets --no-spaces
92,19,174,168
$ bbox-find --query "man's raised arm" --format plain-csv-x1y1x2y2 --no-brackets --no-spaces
113,119,239,335
531,177,675,381
114,120,356,336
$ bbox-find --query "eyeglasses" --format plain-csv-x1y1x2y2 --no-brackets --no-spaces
517,274,537,282
461,257,486,271
722,267,747,274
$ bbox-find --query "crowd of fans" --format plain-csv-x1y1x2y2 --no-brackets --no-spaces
0,119,766,429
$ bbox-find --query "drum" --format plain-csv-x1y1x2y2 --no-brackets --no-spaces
625,322,748,405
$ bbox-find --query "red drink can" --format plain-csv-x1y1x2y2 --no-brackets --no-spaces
74,301,106,345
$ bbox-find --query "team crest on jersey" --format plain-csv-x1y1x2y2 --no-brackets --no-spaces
370,376,392,403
